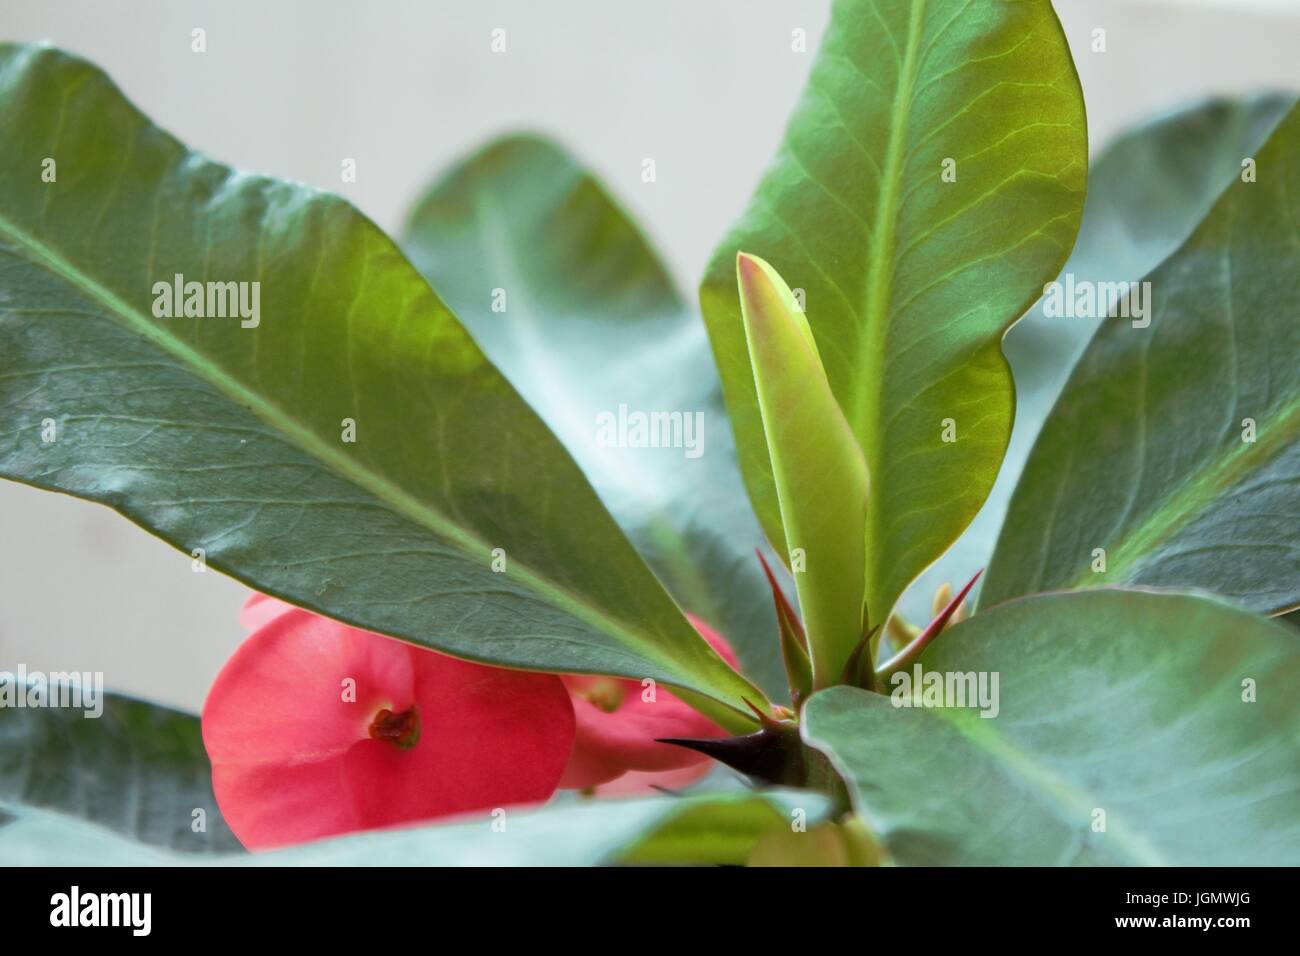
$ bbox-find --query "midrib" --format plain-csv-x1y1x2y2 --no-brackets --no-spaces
854,0,929,615
1070,390,1300,590
0,209,696,686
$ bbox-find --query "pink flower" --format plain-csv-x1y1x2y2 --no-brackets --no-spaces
203,598,576,849
559,616,738,793
203,597,741,847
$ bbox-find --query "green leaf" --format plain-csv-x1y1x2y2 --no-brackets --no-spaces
901,95,1296,624
400,134,785,696
736,253,867,684
617,788,817,865
0,687,241,853
700,0,1086,627
1,784,823,866
982,101,1300,615
802,589,1300,865
746,816,887,867
0,44,762,726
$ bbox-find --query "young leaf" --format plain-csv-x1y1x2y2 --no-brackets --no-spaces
736,253,867,686
700,0,1087,628
400,135,785,697
802,589,1300,865
982,101,1300,615
0,45,762,727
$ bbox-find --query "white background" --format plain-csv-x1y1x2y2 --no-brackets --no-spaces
2,0,1299,711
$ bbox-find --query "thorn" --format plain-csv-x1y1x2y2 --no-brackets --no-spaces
875,568,983,678
757,549,813,704
658,726,804,787
756,550,806,648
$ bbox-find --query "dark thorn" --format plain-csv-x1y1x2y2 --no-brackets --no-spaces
657,727,804,787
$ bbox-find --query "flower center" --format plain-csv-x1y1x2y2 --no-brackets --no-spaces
368,705,420,749
577,677,625,713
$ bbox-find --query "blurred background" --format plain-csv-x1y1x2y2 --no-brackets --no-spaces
3,0,1299,712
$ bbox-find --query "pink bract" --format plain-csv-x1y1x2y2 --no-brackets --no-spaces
558,615,739,792
207,596,745,845
203,603,576,849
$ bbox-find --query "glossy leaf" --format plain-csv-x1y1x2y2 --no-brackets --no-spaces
736,253,867,684
802,590,1300,865
902,95,1296,623
700,0,1087,627
401,135,785,696
0,687,240,853
0,45,762,726
983,101,1300,615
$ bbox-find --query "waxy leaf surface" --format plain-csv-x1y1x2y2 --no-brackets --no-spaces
803,590,1300,865
905,95,1295,622
0,45,761,725
700,0,1086,625
983,102,1300,614
0,688,238,852
0,791,822,866
402,135,785,695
